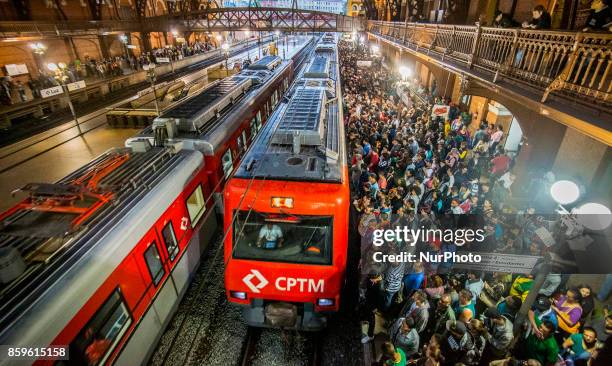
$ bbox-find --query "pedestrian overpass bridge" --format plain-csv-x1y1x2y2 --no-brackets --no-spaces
0,7,364,38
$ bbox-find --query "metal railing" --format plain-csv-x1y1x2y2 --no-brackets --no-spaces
368,20,611,108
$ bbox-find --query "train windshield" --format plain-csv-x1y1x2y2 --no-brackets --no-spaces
232,211,333,265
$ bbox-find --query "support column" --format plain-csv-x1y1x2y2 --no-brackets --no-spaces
97,35,110,59
140,32,153,53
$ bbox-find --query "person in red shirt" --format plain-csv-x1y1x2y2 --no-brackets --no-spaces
490,152,511,176
368,150,379,172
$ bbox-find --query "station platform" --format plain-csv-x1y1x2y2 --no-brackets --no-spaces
0,38,293,211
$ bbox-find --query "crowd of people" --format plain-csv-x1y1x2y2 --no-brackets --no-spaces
0,40,215,106
338,40,611,366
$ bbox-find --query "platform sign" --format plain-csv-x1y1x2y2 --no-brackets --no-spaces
67,80,86,92
453,253,542,274
156,57,170,63
5,64,29,76
356,60,372,67
40,86,64,98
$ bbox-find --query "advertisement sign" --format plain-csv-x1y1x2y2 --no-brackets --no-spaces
356,60,372,68
5,64,29,76
156,57,170,63
431,104,450,119
40,86,64,98
66,80,86,92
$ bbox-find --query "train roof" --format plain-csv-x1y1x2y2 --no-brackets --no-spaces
233,38,344,183
129,37,319,155
0,146,202,339
248,55,282,70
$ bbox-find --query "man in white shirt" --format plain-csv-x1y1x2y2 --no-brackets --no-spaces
489,125,504,154
257,223,284,249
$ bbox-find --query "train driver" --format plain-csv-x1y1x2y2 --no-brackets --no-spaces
257,222,284,249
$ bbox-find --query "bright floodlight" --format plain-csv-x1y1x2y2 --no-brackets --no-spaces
399,66,411,79
215,34,222,41
575,203,612,231
245,29,251,35
371,45,379,54
550,180,580,205
171,30,178,36
275,30,281,36
221,43,230,51
46,63,58,72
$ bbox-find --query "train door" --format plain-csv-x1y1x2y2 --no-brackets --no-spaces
184,177,217,255
154,199,193,300
111,230,169,365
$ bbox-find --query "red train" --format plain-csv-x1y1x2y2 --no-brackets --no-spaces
0,37,316,365
223,34,349,330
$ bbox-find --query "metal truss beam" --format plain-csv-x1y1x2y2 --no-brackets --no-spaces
0,7,364,38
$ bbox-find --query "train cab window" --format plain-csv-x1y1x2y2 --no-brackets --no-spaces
161,222,179,261
222,149,233,179
144,242,165,286
233,211,333,265
186,184,206,226
68,289,132,365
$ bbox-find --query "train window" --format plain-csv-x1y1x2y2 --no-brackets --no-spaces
186,184,206,226
250,117,257,137
256,111,262,130
236,135,244,154
68,289,132,365
232,211,333,265
222,149,233,179
144,242,165,286
241,130,247,147
162,222,179,261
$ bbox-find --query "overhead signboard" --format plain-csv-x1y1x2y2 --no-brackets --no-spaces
40,86,64,98
156,57,170,63
67,80,86,92
453,252,542,274
5,64,29,76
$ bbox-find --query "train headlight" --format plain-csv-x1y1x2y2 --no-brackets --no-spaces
317,298,335,307
271,197,294,209
230,291,247,300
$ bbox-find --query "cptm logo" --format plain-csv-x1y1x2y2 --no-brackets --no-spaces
242,269,269,293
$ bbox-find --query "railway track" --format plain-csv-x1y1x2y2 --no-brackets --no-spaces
240,327,322,366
